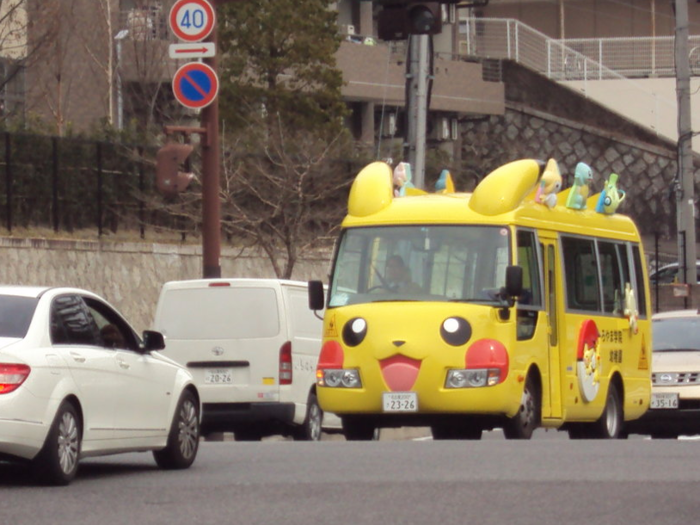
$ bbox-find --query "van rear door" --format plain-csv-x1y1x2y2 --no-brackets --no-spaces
153,283,284,403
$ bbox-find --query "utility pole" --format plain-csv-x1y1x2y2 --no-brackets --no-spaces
405,34,430,190
674,0,697,289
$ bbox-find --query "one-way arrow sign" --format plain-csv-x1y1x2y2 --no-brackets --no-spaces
169,42,216,59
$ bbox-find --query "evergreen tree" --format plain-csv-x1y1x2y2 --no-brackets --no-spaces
217,0,348,136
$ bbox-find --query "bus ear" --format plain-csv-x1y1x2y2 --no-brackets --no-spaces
348,162,394,217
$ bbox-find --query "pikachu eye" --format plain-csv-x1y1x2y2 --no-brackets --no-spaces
441,317,472,347
343,318,367,347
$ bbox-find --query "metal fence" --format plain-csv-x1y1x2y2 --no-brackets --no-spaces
0,133,183,238
459,17,677,134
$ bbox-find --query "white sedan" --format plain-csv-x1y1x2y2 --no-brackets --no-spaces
0,286,200,485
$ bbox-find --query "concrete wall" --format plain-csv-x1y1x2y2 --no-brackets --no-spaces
0,237,332,333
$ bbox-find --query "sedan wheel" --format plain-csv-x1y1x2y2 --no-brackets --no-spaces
33,401,81,486
154,390,200,469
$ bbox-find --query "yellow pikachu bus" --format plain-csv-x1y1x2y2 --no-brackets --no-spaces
308,158,651,440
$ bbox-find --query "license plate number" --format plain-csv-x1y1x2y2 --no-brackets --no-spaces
205,368,233,384
650,392,679,409
383,392,418,412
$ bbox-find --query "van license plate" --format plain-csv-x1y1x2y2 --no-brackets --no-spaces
383,392,418,412
205,368,233,384
650,392,678,409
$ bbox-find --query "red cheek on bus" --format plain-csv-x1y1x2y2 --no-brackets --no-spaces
465,339,509,382
318,340,344,369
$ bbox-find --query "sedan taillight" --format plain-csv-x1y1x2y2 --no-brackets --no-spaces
0,363,31,394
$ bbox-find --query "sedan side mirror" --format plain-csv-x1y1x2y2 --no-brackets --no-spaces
142,330,165,351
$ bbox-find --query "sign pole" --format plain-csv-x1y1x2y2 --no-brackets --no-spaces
201,6,221,279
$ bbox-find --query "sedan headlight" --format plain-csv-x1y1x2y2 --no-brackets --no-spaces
446,368,500,388
317,369,362,388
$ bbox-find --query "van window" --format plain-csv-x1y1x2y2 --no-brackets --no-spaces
158,287,280,340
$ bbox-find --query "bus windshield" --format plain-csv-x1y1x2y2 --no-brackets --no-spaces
328,225,511,307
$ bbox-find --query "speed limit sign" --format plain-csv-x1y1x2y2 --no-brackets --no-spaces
169,0,216,43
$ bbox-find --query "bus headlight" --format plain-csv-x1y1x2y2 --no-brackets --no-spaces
446,368,500,388
318,369,362,388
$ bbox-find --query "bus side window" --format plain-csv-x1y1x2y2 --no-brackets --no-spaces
516,230,542,308
598,241,628,315
562,237,601,312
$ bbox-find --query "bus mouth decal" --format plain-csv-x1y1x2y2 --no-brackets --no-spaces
380,354,421,391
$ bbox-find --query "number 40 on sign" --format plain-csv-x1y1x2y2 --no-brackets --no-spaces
169,0,216,43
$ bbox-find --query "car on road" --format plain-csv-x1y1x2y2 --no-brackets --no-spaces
625,310,700,439
0,286,200,485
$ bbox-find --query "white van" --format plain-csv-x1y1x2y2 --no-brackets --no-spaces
152,278,337,441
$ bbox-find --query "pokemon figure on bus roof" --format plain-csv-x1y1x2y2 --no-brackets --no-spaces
534,159,562,208
435,169,455,194
595,173,626,215
393,162,415,197
565,162,594,210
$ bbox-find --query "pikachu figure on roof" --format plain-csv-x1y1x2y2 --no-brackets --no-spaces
534,158,562,208
566,162,594,210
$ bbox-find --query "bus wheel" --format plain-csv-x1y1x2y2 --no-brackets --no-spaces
590,383,623,439
342,416,377,441
503,374,540,440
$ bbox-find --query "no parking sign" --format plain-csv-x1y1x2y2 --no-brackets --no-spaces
172,62,219,110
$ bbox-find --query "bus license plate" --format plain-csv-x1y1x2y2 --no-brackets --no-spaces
383,392,418,412
205,368,233,384
650,392,679,409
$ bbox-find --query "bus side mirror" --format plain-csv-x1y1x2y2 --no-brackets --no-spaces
308,280,325,311
505,265,523,299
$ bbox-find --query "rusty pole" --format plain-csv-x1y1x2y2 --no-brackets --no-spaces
200,18,221,279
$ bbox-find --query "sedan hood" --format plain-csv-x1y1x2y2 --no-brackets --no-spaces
653,351,700,372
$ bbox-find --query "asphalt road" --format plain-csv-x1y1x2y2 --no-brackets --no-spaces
2,431,700,525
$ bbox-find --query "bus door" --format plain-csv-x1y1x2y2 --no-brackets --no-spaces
541,237,562,420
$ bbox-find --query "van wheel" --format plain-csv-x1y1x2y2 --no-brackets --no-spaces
342,416,377,441
503,374,540,439
293,392,323,441
33,401,81,486
153,390,200,469
234,429,263,441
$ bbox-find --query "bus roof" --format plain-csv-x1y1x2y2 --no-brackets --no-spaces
341,159,640,242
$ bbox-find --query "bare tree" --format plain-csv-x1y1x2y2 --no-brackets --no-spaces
0,0,62,126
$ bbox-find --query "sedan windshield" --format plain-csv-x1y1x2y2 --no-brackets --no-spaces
329,225,511,307
653,317,700,352
0,295,39,338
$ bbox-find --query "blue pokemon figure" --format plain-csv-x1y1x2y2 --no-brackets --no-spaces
595,173,626,215
565,162,593,210
434,169,455,193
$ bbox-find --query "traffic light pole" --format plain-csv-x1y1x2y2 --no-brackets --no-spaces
405,34,429,190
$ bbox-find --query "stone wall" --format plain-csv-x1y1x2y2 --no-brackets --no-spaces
0,237,332,333
458,60,696,242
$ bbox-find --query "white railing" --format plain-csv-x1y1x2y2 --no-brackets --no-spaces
563,35,700,79
460,17,678,138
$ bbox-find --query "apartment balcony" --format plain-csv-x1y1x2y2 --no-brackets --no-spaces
337,40,505,116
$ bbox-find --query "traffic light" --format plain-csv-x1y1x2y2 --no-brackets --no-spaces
377,2,441,41
155,143,194,197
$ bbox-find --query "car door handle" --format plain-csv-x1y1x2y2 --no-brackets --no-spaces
116,358,130,369
69,351,86,363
